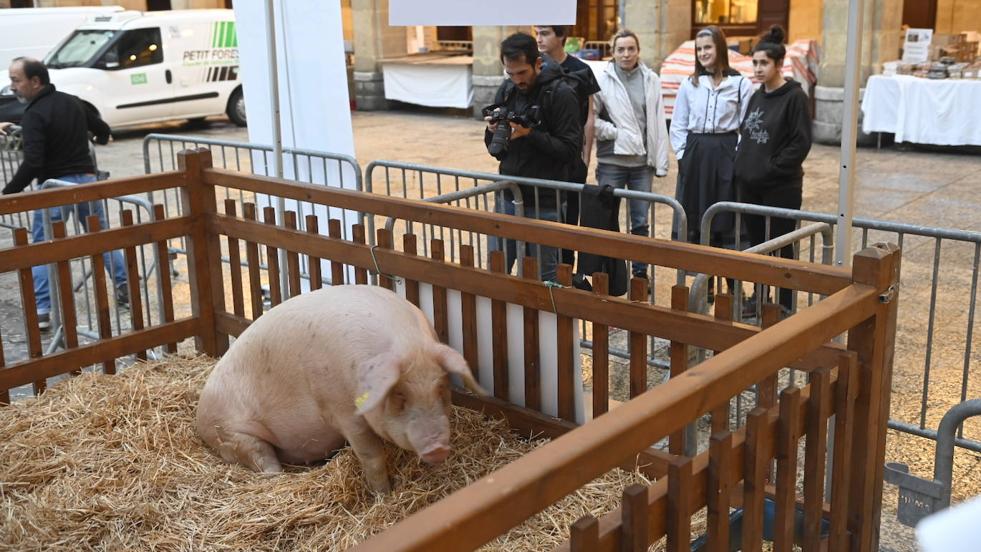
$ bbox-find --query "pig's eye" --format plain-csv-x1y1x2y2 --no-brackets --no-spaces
389,391,406,414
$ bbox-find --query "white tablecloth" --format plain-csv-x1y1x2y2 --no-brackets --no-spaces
861,75,981,146
382,60,473,109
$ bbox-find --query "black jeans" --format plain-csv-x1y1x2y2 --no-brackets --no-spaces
739,183,802,310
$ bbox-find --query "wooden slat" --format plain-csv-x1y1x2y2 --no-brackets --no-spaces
522,256,541,412
13,228,44,393
51,222,80,373
210,213,851,372
830,352,858,551
242,203,264,320
0,321,7,404
329,219,346,286
707,431,734,552
803,366,832,552
0,319,199,390
758,303,781,409
152,205,177,353
223,200,245,318
375,228,394,291
570,515,600,552
669,285,689,455
621,484,649,552
0,217,190,274
283,211,302,298
460,245,479,375
741,407,771,552
352,224,368,284
591,272,610,419
262,206,283,307
712,294,734,433
628,277,648,399
846,244,902,552
667,456,693,552
0,172,179,217
205,168,852,296
774,386,803,552
120,210,147,361
490,250,509,401
556,264,574,422
402,233,420,305
86,215,115,375
430,239,449,343
306,215,323,291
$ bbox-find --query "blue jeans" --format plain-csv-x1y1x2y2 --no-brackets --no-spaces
32,174,127,315
596,163,653,276
489,193,560,282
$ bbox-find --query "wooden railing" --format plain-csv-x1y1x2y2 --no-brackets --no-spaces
0,150,900,552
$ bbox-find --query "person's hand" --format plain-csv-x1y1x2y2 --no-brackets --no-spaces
0,122,13,135
509,122,531,140
484,116,498,133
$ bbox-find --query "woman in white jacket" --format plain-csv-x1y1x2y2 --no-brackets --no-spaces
593,29,670,279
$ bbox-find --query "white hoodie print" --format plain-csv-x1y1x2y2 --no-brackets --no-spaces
745,108,769,145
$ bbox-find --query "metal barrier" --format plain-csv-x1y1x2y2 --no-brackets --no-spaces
142,133,365,289
700,201,981,454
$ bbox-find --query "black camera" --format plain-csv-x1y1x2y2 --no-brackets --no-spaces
482,104,542,158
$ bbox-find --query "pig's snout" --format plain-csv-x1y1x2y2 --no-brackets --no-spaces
420,444,450,464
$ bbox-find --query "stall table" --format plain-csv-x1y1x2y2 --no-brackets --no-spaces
381,52,473,109
861,74,981,146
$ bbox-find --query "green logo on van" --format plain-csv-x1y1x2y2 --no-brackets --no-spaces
211,21,238,49
131,73,148,85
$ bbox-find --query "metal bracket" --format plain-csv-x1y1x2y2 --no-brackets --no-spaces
879,283,898,303
883,462,944,527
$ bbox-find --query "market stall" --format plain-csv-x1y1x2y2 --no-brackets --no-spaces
381,51,473,109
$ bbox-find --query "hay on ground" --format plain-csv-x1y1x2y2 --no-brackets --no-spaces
0,356,651,551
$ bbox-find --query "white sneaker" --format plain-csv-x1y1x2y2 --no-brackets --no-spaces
38,312,51,331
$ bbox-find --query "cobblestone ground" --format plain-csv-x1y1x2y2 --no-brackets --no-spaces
3,110,980,550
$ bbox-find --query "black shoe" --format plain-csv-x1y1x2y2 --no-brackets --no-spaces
571,273,593,292
38,312,51,332
115,286,130,309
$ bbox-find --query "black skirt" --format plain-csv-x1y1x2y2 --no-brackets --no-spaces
675,132,738,246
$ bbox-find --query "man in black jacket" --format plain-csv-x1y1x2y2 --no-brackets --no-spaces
484,32,583,282
3,58,127,331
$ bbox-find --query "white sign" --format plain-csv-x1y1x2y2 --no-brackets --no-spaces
390,0,576,26
902,28,933,64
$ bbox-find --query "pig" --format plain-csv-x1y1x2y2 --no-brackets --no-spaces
195,284,482,493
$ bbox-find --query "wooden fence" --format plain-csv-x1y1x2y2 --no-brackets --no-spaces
0,150,901,551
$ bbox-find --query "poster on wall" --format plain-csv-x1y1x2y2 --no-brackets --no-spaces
390,0,575,26
902,28,933,63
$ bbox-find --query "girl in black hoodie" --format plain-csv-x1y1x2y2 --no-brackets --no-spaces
734,25,812,313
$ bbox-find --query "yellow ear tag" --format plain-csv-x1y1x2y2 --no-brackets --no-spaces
355,392,370,410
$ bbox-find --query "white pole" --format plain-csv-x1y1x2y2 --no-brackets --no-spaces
834,0,865,268
264,0,289,299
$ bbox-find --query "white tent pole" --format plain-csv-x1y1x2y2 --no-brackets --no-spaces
834,0,865,268
265,0,289,298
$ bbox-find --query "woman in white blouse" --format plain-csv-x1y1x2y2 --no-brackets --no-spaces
669,26,753,246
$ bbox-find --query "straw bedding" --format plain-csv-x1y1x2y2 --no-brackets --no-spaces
0,356,650,551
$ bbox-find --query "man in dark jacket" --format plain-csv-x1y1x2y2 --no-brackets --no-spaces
484,32,583,282
3,57,127,331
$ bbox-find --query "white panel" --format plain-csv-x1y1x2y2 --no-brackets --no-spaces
390,0,576,26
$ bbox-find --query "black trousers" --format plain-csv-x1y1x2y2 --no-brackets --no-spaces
738,183,802,310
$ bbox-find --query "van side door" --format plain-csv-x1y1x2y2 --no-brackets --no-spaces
95,26,174,126
166,20,239,120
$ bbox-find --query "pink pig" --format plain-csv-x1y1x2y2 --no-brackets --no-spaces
196,284,482,493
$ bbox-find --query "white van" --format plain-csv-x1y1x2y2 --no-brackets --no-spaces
0,6,124,63
2,9,246,129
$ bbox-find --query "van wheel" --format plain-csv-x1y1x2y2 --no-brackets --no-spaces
227,88,246,127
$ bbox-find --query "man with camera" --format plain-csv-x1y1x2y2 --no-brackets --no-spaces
484,32,583,282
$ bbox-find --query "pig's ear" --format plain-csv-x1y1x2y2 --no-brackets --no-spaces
432,343,486,396
355,353,402,415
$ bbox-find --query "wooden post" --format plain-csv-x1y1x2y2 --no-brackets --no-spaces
522,256,541,412
178,148,227,357
569,514,599,552
845,243,901,552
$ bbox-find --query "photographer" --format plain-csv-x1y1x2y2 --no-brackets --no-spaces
485,32,583,282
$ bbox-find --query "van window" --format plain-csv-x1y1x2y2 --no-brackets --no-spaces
98,28,163,70
46,30,117,69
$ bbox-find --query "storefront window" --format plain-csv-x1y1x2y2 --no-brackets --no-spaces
694,0,758,25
